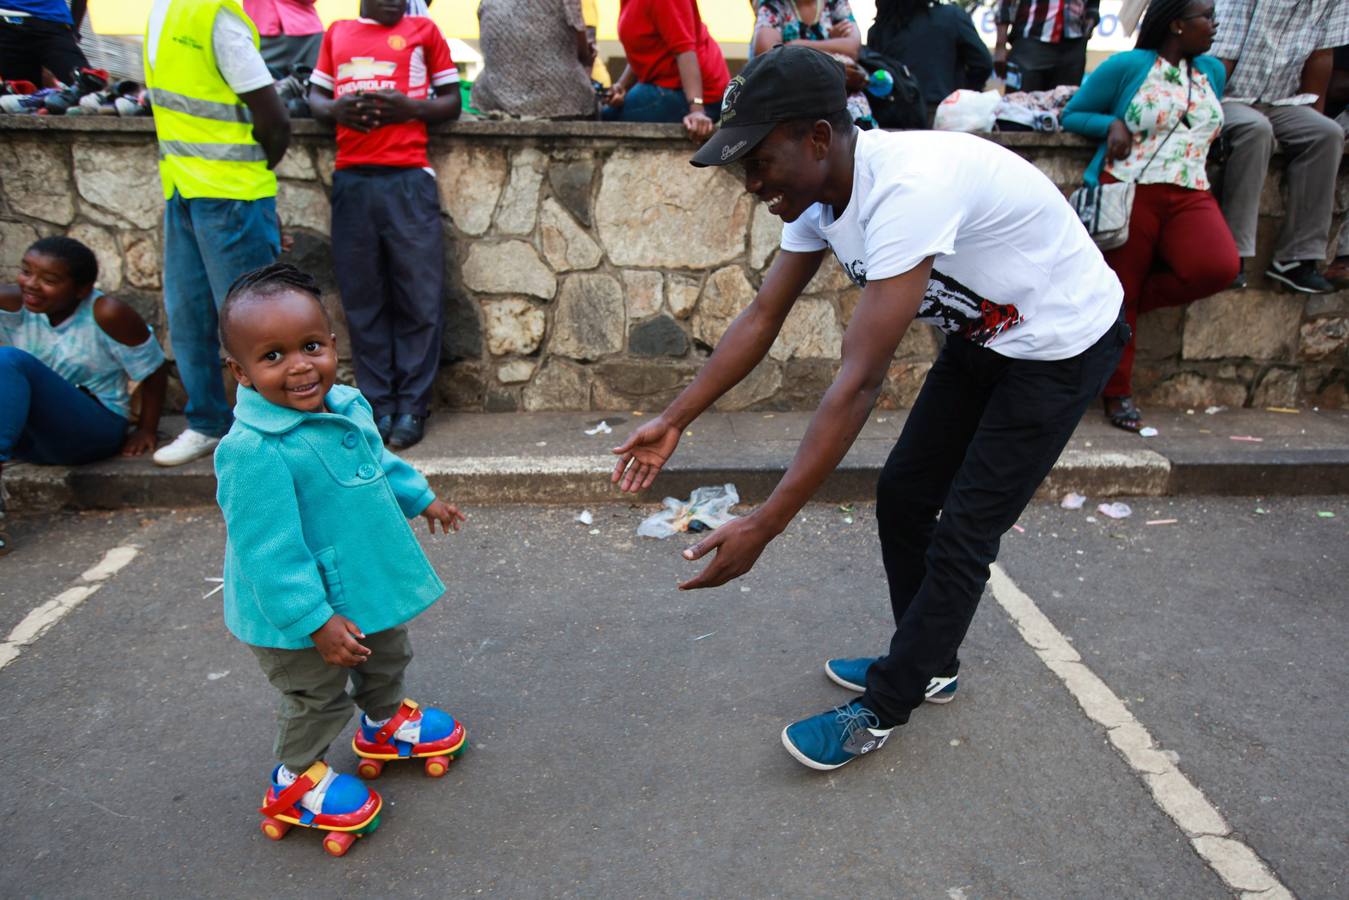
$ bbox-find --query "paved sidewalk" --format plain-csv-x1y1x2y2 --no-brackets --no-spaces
6,406,1348,511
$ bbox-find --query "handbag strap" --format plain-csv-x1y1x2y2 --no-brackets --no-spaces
1136,62,1193,182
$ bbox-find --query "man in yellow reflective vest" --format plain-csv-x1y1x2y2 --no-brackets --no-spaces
144,0,292,466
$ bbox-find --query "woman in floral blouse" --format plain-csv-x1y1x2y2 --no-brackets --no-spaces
1062,0,1238,432
752,0,873,125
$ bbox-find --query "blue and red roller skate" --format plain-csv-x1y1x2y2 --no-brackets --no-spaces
352,698,467,779
258,761,382,857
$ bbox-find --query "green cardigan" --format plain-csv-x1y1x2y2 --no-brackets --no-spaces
215,385,444,649
1061,49,1227,186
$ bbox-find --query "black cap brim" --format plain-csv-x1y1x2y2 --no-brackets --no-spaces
690,121,777,168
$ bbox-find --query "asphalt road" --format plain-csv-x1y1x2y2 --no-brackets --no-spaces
0,496,1343,898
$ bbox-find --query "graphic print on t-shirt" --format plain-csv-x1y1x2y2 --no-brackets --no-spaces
837,256,1023,348
783,130,1122,361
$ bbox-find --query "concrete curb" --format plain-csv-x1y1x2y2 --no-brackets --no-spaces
5,409,1346,512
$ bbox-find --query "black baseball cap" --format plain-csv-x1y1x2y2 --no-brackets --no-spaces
691,45,848,168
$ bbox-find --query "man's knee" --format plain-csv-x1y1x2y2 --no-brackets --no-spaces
1227,109,1275,150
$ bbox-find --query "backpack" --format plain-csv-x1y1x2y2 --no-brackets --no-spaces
857,46,928,130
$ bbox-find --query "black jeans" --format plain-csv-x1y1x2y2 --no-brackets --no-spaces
860,315,1127,727
0,15,88,85
1008,36,1087,92
330,166,446,418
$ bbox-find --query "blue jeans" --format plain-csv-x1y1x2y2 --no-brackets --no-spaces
163,192,279,437
602,82,721,124
0,347,127,465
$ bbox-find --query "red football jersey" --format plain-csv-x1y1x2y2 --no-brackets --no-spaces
312,16,459,170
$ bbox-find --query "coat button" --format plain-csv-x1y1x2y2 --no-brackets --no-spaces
358,464,376,479
343,432,359,448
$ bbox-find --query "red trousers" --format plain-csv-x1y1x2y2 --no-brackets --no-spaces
1100,176,1239,398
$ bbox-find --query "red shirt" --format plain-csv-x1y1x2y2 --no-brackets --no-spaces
312,16,459,170
617,0,729,105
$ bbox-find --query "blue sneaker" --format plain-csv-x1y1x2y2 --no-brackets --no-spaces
824,656,958,704
781,699,894,771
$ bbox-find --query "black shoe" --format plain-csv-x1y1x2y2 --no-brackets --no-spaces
1265,260,1334,294
1229,261,1247,290
375,414,394,443
387,414,426,450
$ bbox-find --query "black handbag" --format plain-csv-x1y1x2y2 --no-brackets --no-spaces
857,46,928,130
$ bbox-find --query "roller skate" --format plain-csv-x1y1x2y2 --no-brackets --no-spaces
258,761,382,857
352,698,467,779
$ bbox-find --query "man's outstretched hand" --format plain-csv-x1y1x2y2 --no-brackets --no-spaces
611,416,682,493
678,515,775,590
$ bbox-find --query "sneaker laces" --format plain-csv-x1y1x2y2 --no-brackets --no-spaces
834,702,882,740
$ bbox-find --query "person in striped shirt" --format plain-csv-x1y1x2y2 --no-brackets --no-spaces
993,0,1100,92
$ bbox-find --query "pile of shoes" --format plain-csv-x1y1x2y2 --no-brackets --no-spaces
0,67,150,117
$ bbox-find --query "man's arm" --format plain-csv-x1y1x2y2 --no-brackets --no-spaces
612,249,824,492
678,258,932,590
71,0,87,31
0,284,20,312
1300,48,1334,113
238,85,291,169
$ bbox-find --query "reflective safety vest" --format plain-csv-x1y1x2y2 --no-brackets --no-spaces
142,0,275,201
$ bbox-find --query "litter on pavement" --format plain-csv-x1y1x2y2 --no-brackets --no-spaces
1230,435,1264,442
584,421,612,436
575,510,594,526
637,484,740,539
1061,492,1087,510
1097,502,1132,519
1145,518,1178,525
1138,426,1159,437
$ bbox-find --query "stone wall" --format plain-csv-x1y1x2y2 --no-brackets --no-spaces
1,117,1345,411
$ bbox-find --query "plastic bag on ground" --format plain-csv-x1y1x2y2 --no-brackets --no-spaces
637,484,740,539
933,89,1000,132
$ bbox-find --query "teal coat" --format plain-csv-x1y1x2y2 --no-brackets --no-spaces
215,385,444,649
1061,49,1227,186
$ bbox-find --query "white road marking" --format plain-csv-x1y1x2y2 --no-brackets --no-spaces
0,544,140,672
988,564,1293,900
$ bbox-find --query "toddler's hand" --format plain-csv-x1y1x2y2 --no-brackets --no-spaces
311,614,371,667
422,498,466,535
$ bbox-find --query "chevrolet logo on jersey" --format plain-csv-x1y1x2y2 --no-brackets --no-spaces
337,57,398,80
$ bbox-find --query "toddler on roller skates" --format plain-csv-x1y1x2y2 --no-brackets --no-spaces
213,263,467,857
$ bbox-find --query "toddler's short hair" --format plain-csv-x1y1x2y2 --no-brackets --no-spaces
219,263,329,354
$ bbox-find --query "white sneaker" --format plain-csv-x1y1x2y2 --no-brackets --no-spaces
152,429,220,467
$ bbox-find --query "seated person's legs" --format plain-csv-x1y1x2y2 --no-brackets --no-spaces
0,346,127,467
1262,104,1344,293
603,82,690,122
1215,102,1275,283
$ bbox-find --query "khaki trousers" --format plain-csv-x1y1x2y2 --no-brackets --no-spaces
249,625,412,771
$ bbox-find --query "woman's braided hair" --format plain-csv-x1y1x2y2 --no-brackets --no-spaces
1136,0,1196,51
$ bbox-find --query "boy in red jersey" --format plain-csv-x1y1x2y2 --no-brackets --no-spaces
307,0,460,450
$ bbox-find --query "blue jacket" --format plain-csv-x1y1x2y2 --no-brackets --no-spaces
215,385,444,649
1061,50,1227,186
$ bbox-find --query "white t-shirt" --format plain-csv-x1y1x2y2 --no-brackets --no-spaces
146,0,274,95
781,129,1123,361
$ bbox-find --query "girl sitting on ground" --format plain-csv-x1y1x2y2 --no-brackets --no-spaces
0,236,168,555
